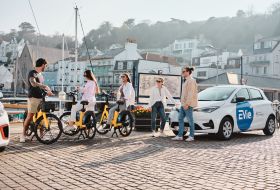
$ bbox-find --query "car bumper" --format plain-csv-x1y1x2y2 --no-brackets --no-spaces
169,110,220,134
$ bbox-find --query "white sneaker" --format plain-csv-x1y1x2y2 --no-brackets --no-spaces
152,131,157,137
158,132,166,137
171,136,183,141
20,135,26,143
185,136,194,142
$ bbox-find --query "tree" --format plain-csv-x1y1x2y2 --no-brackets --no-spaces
123,19,135,29
236,10,246,17
18,22,35,33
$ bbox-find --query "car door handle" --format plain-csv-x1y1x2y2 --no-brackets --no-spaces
256,112,263,116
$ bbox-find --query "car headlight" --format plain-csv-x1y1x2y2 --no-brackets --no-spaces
195,106,220,113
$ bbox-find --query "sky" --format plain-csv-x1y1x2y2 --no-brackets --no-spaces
0,0,278,40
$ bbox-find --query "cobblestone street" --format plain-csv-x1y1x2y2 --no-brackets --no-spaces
1,124,280,189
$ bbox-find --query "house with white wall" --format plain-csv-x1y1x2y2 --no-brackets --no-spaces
242,36,280,77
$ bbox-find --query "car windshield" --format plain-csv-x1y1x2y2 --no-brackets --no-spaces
198,87,236,101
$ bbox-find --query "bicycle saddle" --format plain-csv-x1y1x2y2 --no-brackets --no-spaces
80,101,89,106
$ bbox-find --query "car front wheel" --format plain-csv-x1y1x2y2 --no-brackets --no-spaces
263,116,276,136
217,117,233,140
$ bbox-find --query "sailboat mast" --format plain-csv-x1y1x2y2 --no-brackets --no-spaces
74,6,78,66
62,34,65,91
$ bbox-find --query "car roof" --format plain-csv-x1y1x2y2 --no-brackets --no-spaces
212,85,261,90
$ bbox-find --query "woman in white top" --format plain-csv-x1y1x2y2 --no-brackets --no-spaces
104,73,135,130
148,77,176,137
67,70,100,128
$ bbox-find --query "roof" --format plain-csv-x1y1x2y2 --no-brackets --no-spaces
26,44,71,64
141,53,179,66
199,72,280,90
92,48,124,60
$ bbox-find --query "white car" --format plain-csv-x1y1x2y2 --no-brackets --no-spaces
0,94,10,152
169,85,276,140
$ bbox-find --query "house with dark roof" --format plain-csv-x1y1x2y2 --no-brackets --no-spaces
15,43,70,94
90,42,142,90
242,36,280,78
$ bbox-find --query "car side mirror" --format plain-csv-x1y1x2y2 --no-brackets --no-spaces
236,96,246,103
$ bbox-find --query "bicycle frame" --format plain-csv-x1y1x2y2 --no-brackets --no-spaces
73,110,87,129
100,104,122,127
33,110,49,129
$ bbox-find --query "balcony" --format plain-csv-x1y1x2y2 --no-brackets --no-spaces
250,61,270,65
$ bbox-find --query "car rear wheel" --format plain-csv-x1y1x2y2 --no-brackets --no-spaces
217,117,233,140
263,116,276,136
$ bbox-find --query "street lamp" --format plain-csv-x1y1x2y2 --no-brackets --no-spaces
238,49,243,85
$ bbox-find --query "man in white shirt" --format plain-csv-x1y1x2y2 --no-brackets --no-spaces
104,73,135,130
148,77,176,137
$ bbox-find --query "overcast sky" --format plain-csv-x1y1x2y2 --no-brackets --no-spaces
0,0,278,40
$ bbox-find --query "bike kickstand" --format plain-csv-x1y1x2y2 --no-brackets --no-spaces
78,130,86,140
30,134,35,141
111,128,118,138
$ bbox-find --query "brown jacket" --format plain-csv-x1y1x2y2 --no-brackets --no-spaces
181,76,198,108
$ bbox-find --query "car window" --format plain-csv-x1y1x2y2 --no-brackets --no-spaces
232,88,250,102
249,88,264,100
198,87,236,101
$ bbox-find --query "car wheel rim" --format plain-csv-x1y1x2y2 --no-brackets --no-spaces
268,119,275,133
223,121,232,138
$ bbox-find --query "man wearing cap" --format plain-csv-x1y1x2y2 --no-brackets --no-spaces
148,77,176,137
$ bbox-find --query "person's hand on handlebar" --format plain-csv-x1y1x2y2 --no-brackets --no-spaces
47,90,54,96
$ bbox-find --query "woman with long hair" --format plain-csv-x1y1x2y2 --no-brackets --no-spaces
66,70,100,130
103,73,135,130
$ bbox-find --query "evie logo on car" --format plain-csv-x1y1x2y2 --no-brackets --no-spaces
236,102,254,131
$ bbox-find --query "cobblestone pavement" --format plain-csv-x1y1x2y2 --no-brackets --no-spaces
1,124,280,190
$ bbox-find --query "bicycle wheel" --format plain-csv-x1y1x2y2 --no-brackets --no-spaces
118,111,134,137
34,113,63,144
83,113,97,139
95,112,109,135
59,112,80,136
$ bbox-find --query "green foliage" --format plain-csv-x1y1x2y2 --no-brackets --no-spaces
83,11,280,51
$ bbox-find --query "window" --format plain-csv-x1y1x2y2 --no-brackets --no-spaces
264,67,267,74
118,62,123,70
123,61,127,70
189,42,193,48
232,89,250,102
254,42,261,50
264,41,272,48
127,61,133,70
198,87,236,101
256,67,259,74
249,88,263,100
197,71,207,77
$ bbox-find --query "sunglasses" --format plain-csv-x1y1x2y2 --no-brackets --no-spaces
156,80,162,83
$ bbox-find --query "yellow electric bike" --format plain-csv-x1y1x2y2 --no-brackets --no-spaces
23,91,63,144
96,92,134,137
59,90,97,140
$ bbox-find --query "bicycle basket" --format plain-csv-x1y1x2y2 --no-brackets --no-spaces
65,102,73,111
41,102,56,112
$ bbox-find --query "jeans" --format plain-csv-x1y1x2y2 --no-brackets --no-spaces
151,102,166,131
178,106,195,137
